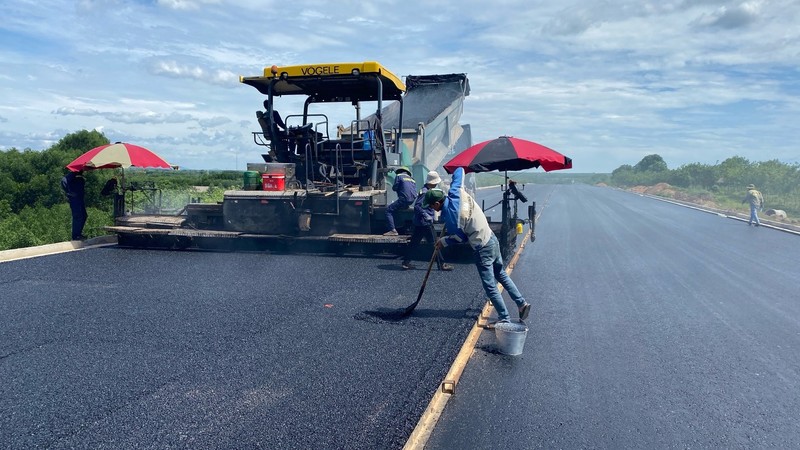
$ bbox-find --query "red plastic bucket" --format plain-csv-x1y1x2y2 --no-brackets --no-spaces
262,174,285,191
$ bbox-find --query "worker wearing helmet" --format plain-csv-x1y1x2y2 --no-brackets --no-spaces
383,167,416,236
423,167,530,325
401,170,453,271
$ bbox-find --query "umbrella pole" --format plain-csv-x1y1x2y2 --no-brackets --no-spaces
108,168,123,218
120,169,127,217
501,171,509,256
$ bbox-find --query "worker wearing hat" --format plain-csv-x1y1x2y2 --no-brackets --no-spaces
401,170,453,271
384,166,417,236
742,184,764,227
423,167,531,324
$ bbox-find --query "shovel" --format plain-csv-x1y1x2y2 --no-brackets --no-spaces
402,224,448,317
401,245,441,317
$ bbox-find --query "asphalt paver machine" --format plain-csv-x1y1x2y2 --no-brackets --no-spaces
109,62,522,259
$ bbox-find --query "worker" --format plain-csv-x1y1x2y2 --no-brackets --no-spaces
61,170,88,240
384,167,416,236
401,170,453,271
742,184,764,226
423,167,531,325
263,100,287,132
260,99,292,156
100,176,118,197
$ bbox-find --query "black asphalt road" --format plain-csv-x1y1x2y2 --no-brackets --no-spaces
427,184,800,449
1,247,489,448
5,184,799,449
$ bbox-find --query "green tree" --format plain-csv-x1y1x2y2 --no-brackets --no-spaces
717,156,750,187
0,199,11,221
634,154,668,172
50,129,109,155
669,163,716,189
0,175,17,211
611,164,635,186
0,215,38,250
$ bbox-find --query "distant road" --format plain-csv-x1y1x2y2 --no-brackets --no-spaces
428,184,800,449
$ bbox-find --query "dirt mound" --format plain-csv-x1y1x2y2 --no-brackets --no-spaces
630,183,676,196
629,183,720,208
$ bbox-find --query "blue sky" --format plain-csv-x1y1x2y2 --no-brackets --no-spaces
1,0,798,173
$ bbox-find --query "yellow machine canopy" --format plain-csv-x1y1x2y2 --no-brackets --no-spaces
240,61,406,103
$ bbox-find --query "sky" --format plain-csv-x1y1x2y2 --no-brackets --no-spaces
1,0,799,173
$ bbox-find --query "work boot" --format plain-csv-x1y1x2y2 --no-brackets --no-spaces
383,229,399,236
402,262,415,270
519,302,531,320
439,263,454,271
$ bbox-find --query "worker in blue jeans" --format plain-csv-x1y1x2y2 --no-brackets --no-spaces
742,184,764,227
424,167,530,325
384,167,416,236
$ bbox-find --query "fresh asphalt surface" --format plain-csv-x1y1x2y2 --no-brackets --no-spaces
428,184,800,449
1,246,487,448
2,185,799,449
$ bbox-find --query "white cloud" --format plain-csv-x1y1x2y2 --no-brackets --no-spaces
199,116,232,128
157,0,221,10
148,60,239,87
543,5,601,36
53,107,195,124
0,0,799,170
693,1,763,29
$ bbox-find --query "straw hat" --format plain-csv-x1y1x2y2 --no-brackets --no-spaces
425,170,442,186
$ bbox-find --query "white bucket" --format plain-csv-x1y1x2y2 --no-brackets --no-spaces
494,320,528,355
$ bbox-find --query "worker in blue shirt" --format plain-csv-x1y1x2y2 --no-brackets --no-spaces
384,167,416,236
401,170,453,271
424,167,531,325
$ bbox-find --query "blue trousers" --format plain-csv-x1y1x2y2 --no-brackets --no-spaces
385,199,411,231
475,235,525,321
749,204,761,226
69,199,88,239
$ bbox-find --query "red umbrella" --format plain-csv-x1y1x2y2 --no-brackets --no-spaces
66,142,172,172
443,136,572,174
